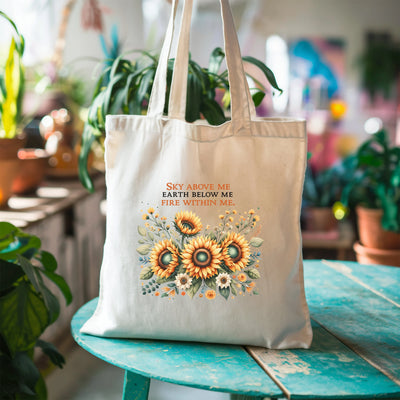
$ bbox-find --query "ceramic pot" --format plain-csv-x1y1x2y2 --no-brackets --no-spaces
12,149,50,194
356,206,400,250
0,137,25,207
353,241,400,267
304,207,338,232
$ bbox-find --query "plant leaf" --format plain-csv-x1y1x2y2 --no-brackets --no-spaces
36,339,65,369
138,226,147,236
136,244,152,255
209,47,225,75
219,286,230,300
230,282,238,296
204,277,216,290
246,268,261,279
0,281,49,354
187,278,201,298
242,55,282,93
201,98,226,126
251,90,265,107
0,259,24,292
185,72,202,122
40,270,72,306
249,237,264,247
139,266,154,280
78,124,97,192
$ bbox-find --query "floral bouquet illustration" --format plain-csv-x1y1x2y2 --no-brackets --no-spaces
137,208,263,300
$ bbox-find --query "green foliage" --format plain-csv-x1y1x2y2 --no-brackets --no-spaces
341,129,400,232
0,11,25,138
303,156,357,208
359,34,400,101
79,48,282,191
0,222,72,399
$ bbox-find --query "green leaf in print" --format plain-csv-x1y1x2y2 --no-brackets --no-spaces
138,226,147,236
249,237,264,247
246,268,261,279
136,244,152,255
147,231,154,241
230,282,238,296
187,278,202,298
205,277,216,290
219,287,230,300
139,266,154,280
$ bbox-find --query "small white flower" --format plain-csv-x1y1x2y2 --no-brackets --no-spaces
175,273,192,290
216,273,231,289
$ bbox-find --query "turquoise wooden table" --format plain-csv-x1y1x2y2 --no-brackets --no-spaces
71,260,400,399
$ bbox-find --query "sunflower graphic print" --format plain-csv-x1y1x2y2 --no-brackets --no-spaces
137,208,263,300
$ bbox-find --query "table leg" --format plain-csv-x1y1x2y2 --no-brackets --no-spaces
122,370,150,400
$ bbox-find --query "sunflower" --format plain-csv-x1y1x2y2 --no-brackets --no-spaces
150,239,180,278
181,236,222,279
175,211,202,236
221,232,250,272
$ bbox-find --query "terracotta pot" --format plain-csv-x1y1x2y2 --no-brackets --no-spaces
354,241,400,267
356,206,400,250
0,137,25,207
304,207,338,232
12,149,50,194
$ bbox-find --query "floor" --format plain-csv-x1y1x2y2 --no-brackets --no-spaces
46,343,230,400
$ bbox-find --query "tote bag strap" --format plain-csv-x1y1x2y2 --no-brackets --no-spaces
147,0,179,118
148,0,255,135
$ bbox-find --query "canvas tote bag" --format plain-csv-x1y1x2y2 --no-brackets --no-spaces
81,0,313,349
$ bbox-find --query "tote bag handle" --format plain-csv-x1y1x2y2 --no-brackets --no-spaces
147,0,256,133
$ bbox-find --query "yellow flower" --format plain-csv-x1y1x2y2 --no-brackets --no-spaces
237,273,247,282
161,216,167,221
232,210,237,214
228,217,234,222
221,232,251,272
175,211,202,236
205,290,216,299
154,213,159,218
249,209,255,215
225,210,230,214
181,236,222,279
254,215,260,222
150,239,180,278
142,214,148,220
148,207,155,214
219,215,224,220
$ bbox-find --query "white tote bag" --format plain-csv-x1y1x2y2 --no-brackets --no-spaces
81,0,312,349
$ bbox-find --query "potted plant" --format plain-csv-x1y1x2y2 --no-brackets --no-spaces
0,12,50,201
302,156,356,232
78,48,282,191
0,222,72,399
341,129,400,266
0,11,26,206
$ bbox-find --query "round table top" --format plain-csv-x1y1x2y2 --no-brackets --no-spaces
71,260,400,399
71,297,281,398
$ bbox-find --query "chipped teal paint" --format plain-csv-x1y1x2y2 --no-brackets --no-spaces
304,260,400,387
71,298,282,399
322,260,400,304
71,261,400,399
249,319,400,399
123,371,150,400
